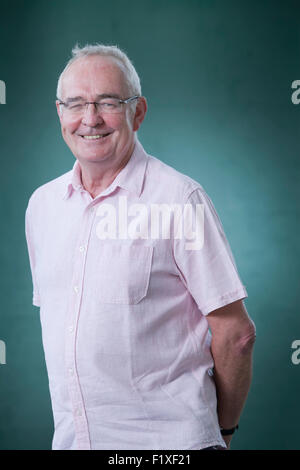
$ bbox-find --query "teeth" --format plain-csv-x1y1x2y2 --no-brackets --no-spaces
82,134,107,140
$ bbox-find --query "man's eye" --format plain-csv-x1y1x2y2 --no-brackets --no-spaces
101,101,118,108
69,104,84,110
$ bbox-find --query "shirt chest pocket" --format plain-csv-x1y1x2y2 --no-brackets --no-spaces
94,243,153,304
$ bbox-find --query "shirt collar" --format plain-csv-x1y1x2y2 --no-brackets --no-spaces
62,139,148,200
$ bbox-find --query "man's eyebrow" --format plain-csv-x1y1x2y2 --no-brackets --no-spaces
64,93,122,103
63,96,84,103
97,93,122,99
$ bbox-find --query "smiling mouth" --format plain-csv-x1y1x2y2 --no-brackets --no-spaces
80,133,111,140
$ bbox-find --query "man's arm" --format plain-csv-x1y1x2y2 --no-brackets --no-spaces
206,299,256,449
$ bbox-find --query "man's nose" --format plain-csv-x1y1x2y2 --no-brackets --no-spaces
81,103,104,126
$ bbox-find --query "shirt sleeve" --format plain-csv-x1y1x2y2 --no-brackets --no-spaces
173,187,248,315
25,203,41,307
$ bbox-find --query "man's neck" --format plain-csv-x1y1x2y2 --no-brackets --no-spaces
78,142,135,199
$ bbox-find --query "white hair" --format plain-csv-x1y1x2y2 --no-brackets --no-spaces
56,43,142,101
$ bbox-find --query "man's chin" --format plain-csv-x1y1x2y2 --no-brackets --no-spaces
75,148,115,164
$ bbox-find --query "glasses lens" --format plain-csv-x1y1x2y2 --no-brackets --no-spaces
99,98,122,113
62,98,125,115
65,102,85,114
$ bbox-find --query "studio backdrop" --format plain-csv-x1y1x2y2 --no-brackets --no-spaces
0,0,299,450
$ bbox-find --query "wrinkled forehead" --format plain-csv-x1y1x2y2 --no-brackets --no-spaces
60,56,129,100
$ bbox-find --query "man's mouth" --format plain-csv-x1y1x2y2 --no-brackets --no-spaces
80,132,111,140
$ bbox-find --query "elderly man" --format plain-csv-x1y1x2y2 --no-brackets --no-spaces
25,44,256,451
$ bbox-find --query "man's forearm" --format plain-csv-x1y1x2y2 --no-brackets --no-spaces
211,333,255,431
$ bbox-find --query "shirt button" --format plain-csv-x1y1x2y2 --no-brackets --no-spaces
79,245,85,252
74,286,79,293
68,368,74,375
68,326,74,333
208,368,214,377
75,407,82,417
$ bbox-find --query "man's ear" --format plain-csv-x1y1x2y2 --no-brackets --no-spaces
56,100,63,120
132,97,147,132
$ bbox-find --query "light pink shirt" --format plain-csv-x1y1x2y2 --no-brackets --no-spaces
25,139,248,450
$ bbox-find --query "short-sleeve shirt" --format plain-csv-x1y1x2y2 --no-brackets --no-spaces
25,139,248,450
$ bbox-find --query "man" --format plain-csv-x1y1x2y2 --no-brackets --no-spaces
25,43,256,450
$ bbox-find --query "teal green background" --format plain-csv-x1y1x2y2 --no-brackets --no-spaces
0,0,299,450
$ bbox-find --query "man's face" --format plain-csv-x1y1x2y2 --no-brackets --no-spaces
56,55,146,166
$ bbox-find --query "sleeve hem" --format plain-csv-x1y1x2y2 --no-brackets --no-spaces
200,286,248,316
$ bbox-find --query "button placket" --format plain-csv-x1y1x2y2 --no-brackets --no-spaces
64,203,96,450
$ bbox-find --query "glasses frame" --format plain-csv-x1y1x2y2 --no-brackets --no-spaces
57,95,140,114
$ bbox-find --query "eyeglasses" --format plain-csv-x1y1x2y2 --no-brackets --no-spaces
57,95,140,115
